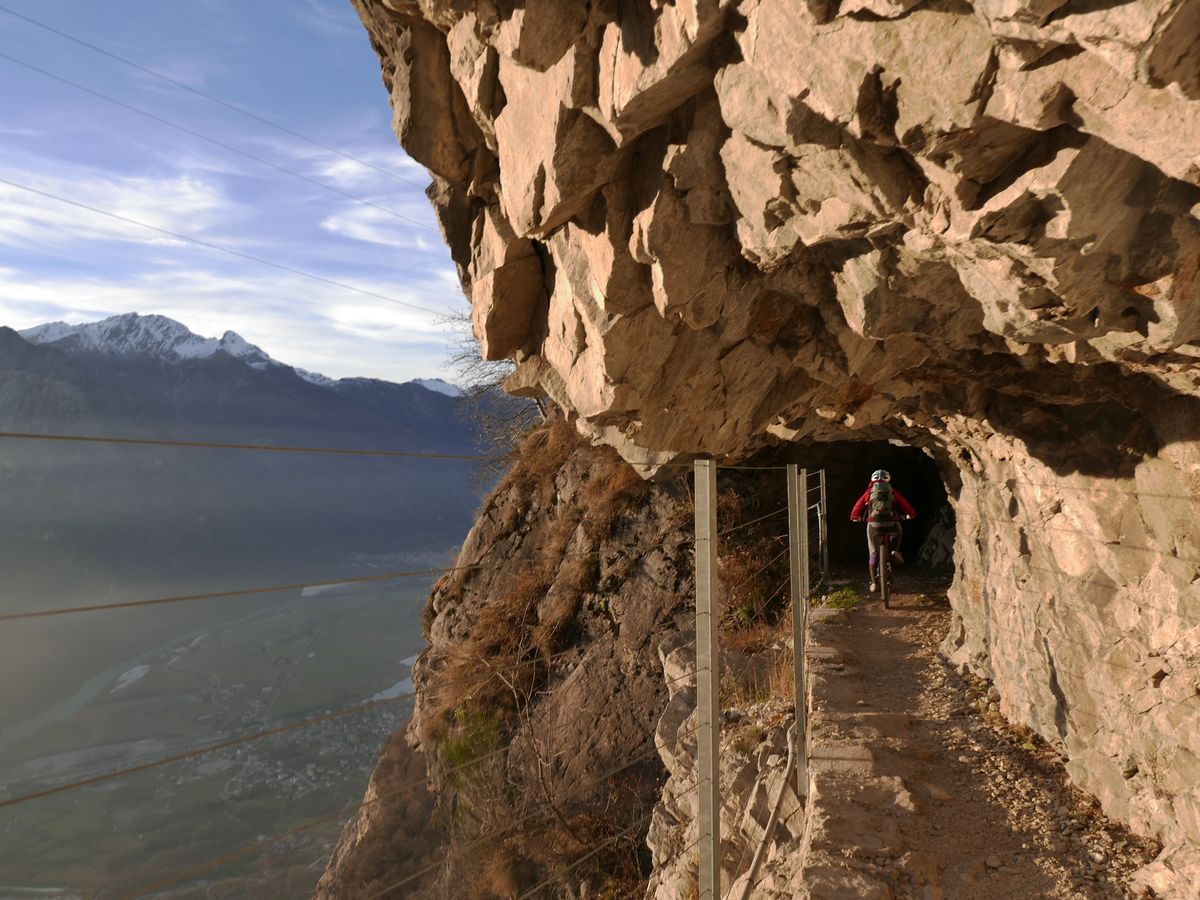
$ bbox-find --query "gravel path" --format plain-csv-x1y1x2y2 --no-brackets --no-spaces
805,569,1161,899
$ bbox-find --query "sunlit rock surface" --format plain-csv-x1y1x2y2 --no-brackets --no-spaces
350,0,1200,892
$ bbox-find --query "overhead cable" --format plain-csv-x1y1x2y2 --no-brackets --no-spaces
0,176,452,317
0,564,485,623
365,728,699,898
0,537,659,623
0,431,489,462
0,693,415,811
124,669,701,897
0,3,430,191
0,430,815,475
516,812,654,899
0,51,436,231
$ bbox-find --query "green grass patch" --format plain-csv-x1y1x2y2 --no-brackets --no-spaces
440,708,506,787
821,587,863,609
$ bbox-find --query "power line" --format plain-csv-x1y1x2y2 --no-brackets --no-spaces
123,669,702,897
0,564,482,623
0,430,490,462
121,659,699,896
0,176,452,317
119,800,358,899
555,458,797,473
120,739,506,897
0,692,415,811
0,430,824,477
516,812,653,899
365,729,699,898
1010,479,1195,502
0,3,430,192
980,515,1200,568
0,51,437,232
0,538,649,623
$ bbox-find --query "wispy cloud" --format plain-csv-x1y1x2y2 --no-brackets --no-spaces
0,158,230,250
0,0,471,384
321,204,440,249
0,253,465,382
298,0,358,37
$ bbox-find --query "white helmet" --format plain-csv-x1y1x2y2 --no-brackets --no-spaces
871,469,891,482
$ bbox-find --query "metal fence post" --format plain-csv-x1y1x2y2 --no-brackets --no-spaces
818,468,829,578
787,465,809,798
694,459,721,900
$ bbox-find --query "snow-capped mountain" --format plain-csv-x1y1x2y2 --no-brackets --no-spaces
18,313,462,395
20,313,274,369
410,378,463,397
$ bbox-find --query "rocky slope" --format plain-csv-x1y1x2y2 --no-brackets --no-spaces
348,0,1200,893
317,419,698,896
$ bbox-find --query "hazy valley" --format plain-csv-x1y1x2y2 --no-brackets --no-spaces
0,314,482,896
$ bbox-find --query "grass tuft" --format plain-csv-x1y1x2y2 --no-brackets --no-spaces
821,587,862,609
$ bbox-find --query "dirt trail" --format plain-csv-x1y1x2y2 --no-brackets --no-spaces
801,569,1160,899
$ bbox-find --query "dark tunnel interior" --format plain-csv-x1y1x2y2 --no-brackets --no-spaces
781,440,953,572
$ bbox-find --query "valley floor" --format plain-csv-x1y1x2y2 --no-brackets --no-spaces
792,571,1161,899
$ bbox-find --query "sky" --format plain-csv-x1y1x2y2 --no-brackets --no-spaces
0,0,469,382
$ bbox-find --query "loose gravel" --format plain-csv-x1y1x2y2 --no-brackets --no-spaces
808,571,1161,899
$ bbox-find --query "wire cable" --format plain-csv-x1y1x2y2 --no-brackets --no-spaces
0,564,483,623
122,667,702,897
0,692,415,811
0,538,645,623
0,3,430,192
365,729,699,899
726,544,791,600
1010,479,1195,502
719,506,788,538
119,799,357,899
0,51,436,231
0,430,489,461
516,812,653,899
0,176,452,317
0,431,826,478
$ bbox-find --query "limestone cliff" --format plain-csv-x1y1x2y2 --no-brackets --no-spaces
348,0,1200,893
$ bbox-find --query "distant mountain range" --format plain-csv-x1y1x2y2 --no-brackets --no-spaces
17,314,463,398
1,313,468,451
0,312,483,605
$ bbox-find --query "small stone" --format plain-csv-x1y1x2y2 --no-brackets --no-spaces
924,783,953,801
856,699,868,706
1089,850,1105,863
985,855,1002,869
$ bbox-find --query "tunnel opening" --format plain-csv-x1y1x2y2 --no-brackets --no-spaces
781,440,954,573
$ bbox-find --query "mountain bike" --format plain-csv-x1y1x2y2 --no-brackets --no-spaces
878,517,913,608
878,530,893,609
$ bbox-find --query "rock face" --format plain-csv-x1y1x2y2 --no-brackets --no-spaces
350,0,1200,893
318,420,696,896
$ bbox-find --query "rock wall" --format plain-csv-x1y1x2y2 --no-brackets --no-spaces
350,0,1200,892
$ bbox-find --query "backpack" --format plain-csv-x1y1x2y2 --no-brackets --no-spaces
869,482,896,520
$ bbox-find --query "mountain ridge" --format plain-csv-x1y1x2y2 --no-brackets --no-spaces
17,312,461,396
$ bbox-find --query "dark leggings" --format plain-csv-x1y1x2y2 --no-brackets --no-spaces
866,521,903,572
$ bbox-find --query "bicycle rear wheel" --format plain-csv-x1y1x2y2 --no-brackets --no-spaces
879,535,891,609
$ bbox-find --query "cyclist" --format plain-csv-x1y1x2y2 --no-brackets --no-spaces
850,469,917,592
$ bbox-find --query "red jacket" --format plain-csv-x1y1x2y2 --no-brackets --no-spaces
851,481,917,522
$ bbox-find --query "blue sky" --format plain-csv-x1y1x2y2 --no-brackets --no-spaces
0,0,469,382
